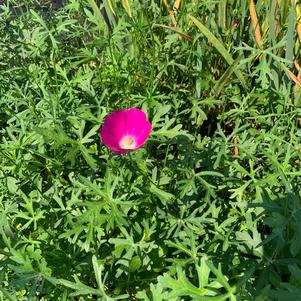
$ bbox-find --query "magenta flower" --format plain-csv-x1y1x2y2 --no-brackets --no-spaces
100,108,152,154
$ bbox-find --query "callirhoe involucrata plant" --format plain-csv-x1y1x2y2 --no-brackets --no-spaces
1,0,301,300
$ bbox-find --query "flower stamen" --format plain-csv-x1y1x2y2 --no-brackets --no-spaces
119,135,136,150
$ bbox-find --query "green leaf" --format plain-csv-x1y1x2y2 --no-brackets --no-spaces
158,266,207,297
205,261,233,292
6,177,18,194
150,183,175,205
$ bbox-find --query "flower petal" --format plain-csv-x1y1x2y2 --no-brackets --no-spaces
124,109,149,136
101,110,127,140
100,108,152,154
134,121,152,148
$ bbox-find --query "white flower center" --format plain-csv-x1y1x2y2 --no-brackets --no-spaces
119,135,136,149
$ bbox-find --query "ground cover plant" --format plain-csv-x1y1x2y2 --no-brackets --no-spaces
1,0,301,300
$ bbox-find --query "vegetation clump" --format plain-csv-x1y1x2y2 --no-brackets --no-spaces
0,0,301,299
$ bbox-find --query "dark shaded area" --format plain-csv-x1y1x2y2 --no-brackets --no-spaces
0,0,112,31
0,0,68,9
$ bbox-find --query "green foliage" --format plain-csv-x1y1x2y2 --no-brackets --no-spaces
1,0,301,300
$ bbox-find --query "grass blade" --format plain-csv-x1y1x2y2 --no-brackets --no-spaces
213,54,243,97
174,0,181,11
163,0,177,26
121,0,132,18
285,2,295,64
87,0,117,31
268,0,277,46
155,24,193,42
218,0,227,30
189,15,247,90
249,0,262,49
296,4,301,43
